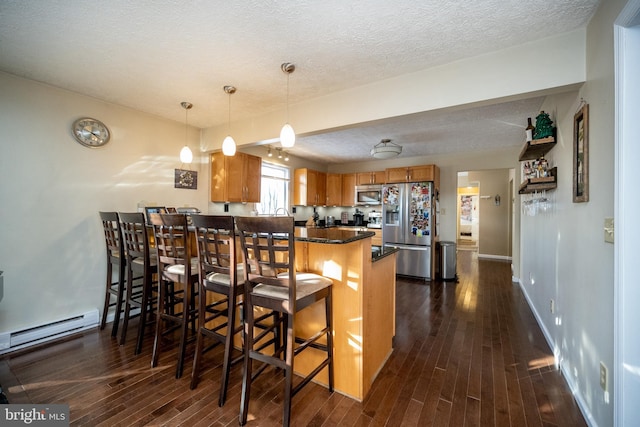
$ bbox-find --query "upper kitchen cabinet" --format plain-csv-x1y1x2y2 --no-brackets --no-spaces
210,151,262,203
356,171,386,185
385,164,437,183
342,173,356,207
293,168,327,206
326,173,342,206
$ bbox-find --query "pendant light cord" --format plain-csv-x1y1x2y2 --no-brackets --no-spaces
185,107,188,144
286,72,290,123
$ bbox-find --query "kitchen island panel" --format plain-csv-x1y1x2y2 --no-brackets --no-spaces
293,235,395,401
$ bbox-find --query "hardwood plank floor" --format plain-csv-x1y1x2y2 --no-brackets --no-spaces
0,251,587,426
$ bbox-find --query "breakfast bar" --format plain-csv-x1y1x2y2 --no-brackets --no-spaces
291,227,398,401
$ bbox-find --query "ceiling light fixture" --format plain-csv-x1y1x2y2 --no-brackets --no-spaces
179,102,193,164
371,138,402,159
280,62,296,148
271,147,289,161
222,85,237,156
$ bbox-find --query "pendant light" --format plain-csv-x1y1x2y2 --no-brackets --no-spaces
179,102,193,163
222,85,237,156
280,62,296,148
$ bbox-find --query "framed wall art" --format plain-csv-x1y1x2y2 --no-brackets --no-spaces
573,103,589,203
174,168,197,190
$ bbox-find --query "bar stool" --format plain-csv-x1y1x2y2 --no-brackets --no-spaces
188,214,245,406
236,216,334,427
149,212,199,378
118,212,158,354
99,211,126,337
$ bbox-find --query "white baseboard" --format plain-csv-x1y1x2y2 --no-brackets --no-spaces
515,279,597,427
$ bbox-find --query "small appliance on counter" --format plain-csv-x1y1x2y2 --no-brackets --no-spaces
353,209,365,226
325,216,335,226
367,211,382,228
341,212,350,225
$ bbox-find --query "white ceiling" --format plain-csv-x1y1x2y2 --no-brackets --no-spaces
0,0,600,164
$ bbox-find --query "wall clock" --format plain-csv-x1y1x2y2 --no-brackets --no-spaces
72,117,110,148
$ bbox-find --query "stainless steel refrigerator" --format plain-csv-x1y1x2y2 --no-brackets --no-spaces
382,182,433,279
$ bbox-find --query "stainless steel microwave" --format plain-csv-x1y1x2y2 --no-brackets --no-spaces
355,185,382,206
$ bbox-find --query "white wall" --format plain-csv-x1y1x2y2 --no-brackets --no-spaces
0,73,207,334
518,1,626,425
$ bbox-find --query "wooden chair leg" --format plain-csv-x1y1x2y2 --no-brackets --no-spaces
151,280,166,368
283,312,295,427
326,290,334,392
135,273,151,355
119,266,134,346
100,262,113,331
239,301,255,426
175,281,191,379
219,295,236,407
189,284,207,390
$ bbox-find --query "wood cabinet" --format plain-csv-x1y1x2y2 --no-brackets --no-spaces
371,229,382,246
356,171,386,185
326,173,342,206
385,164,435,183
293,168,327,206
341,173,356,207
210,152,262,203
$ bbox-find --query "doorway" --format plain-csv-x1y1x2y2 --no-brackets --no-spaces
457,180,479,251
457,169,513,259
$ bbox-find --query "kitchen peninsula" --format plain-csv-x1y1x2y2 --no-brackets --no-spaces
292,227,397,401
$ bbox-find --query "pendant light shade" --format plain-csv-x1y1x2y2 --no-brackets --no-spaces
280,62,296,148
222,135,236,156
180,101,193,164
180,145,193,163
371,138,402,159
280,123,295,148
222,85,237,156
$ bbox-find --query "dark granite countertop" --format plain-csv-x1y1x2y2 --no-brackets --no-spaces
294,227,375,244
371,245,400,262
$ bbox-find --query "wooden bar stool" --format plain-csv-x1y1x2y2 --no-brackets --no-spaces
149,213,199,378
118,212,158,354
188,214,245,406
99,211,126,337
236,216,334,427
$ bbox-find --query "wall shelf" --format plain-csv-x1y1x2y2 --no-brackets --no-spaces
519,167,557,194
519,136,556,161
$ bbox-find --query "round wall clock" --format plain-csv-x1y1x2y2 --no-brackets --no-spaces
72,117,110,148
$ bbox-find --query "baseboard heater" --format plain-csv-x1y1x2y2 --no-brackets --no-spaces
0,309,99,355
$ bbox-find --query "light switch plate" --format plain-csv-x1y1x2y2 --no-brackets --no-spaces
604,217,614,243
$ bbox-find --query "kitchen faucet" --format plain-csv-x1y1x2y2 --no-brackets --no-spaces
274,207,290,216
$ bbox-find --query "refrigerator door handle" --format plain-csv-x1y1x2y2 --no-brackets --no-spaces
384,243,430,251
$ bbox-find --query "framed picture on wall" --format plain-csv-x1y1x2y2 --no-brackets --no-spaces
174,168,197,190
573,103,589,203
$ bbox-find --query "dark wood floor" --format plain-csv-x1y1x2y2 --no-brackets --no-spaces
0,251,587,426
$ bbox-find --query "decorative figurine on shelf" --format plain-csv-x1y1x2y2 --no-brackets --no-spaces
533,111,554,139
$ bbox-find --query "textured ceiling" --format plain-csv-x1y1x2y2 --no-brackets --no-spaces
0,0,599,164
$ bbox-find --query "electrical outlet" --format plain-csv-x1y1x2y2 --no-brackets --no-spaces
600,362,608,391
550,299,555,314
